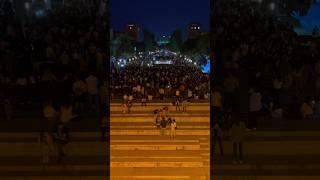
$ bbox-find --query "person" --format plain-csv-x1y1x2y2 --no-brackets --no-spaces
182,99,188,112
43,100,57,134
127,100,132,113
155,116,160,129
301,97,314,120
175,98,180,111
40,133,54,165
53,123,70,164
187,89,193,100
141,96,147,106
230,119,246,164
213,121,223,156
122,102,127,114
170,119,177,140
269,102,283,119
160,117,167,136
123,94,128,103
159,87,165,100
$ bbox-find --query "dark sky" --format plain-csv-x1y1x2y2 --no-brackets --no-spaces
110,0,210,40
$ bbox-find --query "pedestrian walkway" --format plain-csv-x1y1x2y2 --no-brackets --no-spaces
110,102,210,180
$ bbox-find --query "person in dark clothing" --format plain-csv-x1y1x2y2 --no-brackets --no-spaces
160,118,167,136
231,119,246,164
53,123,70,163
127,100,132,113
213,121,224,156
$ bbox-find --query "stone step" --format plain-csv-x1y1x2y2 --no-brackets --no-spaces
212,176,320,180
111,158,204,167
0,132,103,138
110,167,209,179
111,106,209,112
110,129,210,136
213,155,320,165
111,122,210,126
110,142,201,151
110,135,209,141
215,141,320,155
111,139,200,143
1,176,108,180
110,176,193,180
110,150,209,157
0,142,107,156
111,126,208,129
110,116,209,122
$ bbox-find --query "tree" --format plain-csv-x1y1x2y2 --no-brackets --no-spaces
143,29,157,52
169,29,183,52
111,34,134,58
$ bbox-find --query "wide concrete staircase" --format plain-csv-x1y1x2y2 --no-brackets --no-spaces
212,130,320,180
110,102,210,180
0,131,108,180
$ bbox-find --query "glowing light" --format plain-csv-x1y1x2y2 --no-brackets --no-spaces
269,2,275,11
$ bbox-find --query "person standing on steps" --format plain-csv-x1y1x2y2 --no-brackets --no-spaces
213,121,224,156
160,117,167,136
182,99,188,112
170,119,177,140
231,119,246,164
53,123,70,164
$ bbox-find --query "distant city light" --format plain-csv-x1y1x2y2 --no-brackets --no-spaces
269,2,275,11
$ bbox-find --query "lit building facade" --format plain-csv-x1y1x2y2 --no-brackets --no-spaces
188,23,201,39
124,24,140,42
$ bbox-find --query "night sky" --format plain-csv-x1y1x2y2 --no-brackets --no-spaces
110,0,210,40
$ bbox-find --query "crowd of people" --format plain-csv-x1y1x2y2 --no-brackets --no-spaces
213,0,320,129
212,0,320,164
111,55,210,102
0,5,108,164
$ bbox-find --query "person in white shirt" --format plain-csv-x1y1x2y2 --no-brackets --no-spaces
85,74,98,111
170,119,177,140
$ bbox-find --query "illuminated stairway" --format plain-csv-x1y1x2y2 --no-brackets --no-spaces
110,102,211,180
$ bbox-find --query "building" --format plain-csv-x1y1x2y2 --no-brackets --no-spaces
124,24,140,42
188,23,201,39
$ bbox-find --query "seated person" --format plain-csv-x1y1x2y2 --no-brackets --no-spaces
300,98,314,119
